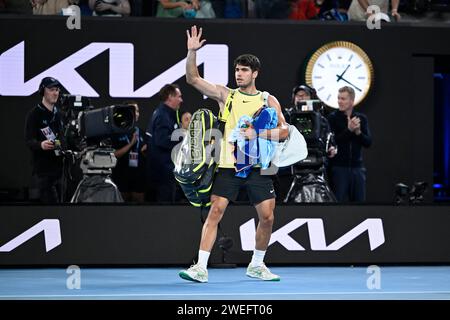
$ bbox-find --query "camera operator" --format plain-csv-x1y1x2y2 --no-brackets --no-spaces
287,84,337,157
25,77,64,203
283,84,313,123
111,101,147,203
282,84,337,203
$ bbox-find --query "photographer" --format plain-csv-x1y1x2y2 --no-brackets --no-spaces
111,101,147,203
25,77,64,203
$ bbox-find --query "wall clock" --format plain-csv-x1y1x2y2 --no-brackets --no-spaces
305,41,374,109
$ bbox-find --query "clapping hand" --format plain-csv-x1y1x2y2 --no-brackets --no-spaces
347,116,361,134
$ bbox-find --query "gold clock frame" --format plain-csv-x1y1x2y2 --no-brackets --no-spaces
305,41,374,107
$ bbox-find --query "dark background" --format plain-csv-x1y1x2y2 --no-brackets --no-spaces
1,16,449,202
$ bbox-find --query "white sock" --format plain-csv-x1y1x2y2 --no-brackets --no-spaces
250,249,266,267
197,250,210,270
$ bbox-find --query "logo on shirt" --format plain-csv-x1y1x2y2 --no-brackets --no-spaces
242,100,251,103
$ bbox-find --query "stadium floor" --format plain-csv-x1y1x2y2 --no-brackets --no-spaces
1,266,450,300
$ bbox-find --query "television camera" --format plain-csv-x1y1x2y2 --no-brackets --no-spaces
289,100,335,170
284,99,336,203
57,94,136,202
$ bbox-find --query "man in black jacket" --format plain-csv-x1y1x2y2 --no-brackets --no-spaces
25,77,64,203
146,83,182,203
327,86,372,202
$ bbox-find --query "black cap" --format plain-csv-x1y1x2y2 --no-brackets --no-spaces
293,84,312,97
40,77,61,89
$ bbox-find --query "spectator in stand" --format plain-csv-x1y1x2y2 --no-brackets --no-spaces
347,0,401,21
88,0,130,16
31,0,73,14
289,0,324,20
156,0,215,18
252,0,290,19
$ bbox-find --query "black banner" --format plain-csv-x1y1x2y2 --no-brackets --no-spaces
1,205,449,266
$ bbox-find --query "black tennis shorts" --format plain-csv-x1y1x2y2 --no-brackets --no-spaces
211,168,276,205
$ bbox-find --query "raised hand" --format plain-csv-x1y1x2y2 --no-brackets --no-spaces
186,25,206,52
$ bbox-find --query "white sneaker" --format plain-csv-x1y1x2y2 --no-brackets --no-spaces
246,263,280,281
179,264,208,283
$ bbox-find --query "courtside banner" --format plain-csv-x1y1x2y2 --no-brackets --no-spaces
1,205,449,266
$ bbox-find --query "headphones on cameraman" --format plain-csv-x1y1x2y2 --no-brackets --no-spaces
38,82,46,96
291,84,316,103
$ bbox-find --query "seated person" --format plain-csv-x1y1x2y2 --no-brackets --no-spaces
156,0,215,18
347,0,400,21
31,0,71,14
88,0,130,16
289,0,324,20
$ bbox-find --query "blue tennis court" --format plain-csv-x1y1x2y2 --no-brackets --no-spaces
1,266,449,300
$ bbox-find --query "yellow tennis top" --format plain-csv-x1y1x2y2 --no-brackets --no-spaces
219,90,265,168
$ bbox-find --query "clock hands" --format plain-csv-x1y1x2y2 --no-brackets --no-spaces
336,64,350,82
339,77,362,92
336,64,362,92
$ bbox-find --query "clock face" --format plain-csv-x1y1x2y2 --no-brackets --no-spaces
305,41,374,109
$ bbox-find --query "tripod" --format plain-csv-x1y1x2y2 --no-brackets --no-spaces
71,147,123,203
284,150,336,203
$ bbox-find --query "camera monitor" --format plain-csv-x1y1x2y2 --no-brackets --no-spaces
290,111,322,142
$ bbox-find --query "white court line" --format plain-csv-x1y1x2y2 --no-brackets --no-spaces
1,291,450,298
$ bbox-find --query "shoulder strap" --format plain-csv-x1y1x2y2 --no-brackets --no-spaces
262,91,270,106
176,109,180,126
218,89,236,134
218,89,236,123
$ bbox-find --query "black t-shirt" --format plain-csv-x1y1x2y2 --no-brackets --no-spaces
24,103,63,174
